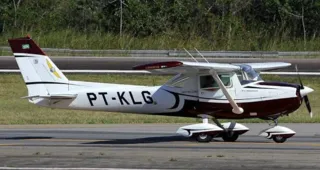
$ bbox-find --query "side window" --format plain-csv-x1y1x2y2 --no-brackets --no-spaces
200,74,231,90
166,74,190,88
170,77,189,88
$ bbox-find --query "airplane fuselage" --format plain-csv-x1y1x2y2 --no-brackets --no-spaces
33,80,303,120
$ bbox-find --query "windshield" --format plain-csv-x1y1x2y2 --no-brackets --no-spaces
240,65,262,83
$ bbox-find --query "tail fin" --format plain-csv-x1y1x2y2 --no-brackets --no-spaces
8,36,69,97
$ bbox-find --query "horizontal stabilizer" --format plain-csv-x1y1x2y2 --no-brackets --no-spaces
21,94,77,100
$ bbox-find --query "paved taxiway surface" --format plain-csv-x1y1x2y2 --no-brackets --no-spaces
1,56,320,72
0,123,319,169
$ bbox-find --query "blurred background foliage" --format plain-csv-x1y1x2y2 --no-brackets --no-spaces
1,0,320,50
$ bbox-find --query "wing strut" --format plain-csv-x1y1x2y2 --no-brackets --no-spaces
195,48,209,63
183,48,199,63
209,69,244,114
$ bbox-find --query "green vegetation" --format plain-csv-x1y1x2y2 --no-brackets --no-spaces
0,73,319,124
1,1,320,51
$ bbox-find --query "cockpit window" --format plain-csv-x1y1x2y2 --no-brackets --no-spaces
200,74,231,90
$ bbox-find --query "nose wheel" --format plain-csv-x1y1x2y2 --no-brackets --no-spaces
272,135,287,143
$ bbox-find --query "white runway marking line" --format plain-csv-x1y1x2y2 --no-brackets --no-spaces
0,168,163,170
1,69,320,76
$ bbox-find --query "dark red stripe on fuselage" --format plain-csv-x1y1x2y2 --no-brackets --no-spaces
197,97,302,119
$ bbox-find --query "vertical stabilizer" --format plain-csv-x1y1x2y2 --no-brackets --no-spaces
8,36,69,97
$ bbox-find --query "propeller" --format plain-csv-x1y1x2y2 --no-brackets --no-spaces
295,65,313,118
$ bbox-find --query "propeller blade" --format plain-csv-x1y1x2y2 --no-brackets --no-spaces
295,65,304,89
296,65,313,118
304,96,313,118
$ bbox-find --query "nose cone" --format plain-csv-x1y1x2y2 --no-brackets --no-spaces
300,86,314,97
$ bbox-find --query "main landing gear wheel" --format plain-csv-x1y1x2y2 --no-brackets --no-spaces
222,133,239,142
272,135,287,143
195,133,213,143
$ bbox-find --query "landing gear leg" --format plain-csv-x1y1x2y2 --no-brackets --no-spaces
212,118,241,142
211,117,225,130
270,118,278,126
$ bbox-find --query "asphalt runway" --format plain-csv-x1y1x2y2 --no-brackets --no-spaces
0,123,319,169
1,56,320,72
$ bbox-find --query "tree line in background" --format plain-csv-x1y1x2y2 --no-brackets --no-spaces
0,0,320,50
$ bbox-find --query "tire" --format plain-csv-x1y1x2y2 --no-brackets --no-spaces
222,133,239,142
195,133,213,143
272,135,287,143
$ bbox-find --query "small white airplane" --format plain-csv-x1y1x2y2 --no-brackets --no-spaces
8,36,314,143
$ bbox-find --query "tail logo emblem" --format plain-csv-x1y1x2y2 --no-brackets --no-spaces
46,59,61,78
22,44,30,49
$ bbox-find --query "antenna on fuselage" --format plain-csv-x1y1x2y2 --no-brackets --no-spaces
195,48,209,63
183,48,198,63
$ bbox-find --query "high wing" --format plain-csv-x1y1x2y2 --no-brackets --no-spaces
133,61,290,73
133,61,240,73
